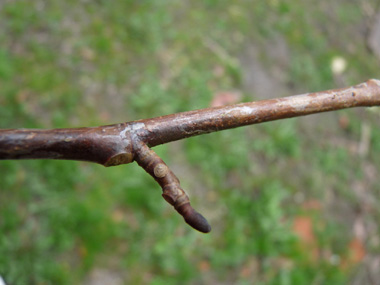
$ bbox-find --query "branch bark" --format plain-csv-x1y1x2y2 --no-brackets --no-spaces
1,79,380,232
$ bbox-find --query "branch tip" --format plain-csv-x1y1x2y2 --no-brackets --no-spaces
176,202,211,233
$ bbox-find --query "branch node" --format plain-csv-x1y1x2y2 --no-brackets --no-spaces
104,153,133,167
154,163,169,178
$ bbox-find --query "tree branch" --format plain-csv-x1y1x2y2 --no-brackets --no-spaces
1,79,380,232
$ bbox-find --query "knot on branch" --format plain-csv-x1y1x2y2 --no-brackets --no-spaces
133,140,211,233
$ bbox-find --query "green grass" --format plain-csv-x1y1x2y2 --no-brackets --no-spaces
1,1,380,284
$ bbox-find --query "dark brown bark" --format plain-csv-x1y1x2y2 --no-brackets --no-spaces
0,125,133,166
1,79,380,232
1,79,380,165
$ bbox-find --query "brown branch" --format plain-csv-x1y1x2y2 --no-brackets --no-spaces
1,79,380,232
134,140,211,233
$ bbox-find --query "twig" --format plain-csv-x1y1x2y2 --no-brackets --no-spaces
1,79,380,232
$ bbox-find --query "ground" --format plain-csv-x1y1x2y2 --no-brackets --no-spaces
0,1,380,284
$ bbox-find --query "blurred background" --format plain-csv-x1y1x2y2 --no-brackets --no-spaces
1,1,380,284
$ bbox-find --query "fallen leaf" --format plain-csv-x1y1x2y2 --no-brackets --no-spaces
338,115,350,129
210,91,242,107
293,216,319,261
302,199,322,210
348,238,366,264
198,260,211,272
293,216,315,244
